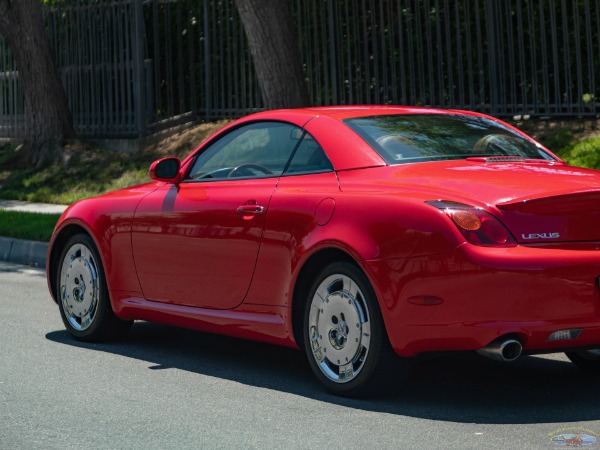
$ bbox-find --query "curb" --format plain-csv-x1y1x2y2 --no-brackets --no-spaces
0,236,48,269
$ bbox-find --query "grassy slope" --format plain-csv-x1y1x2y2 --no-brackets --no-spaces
0,210,61,241
0,120,230,204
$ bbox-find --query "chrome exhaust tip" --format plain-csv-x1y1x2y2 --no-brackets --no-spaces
476,338,522,362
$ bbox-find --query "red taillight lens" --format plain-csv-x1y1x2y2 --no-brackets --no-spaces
426,200,517,247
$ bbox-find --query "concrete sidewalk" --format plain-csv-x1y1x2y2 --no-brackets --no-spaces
0,199,68,215
0,199,69,268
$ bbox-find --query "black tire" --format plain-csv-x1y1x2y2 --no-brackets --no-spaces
565,350,600,372
56,233,132,341
303,261,410,397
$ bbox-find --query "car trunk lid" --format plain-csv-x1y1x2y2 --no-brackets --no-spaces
338,159,600,244
496,190,600,243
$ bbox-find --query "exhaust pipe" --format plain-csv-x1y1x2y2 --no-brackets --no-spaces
476,338,522,362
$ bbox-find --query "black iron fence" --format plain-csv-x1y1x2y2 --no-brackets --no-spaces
1,0,599,139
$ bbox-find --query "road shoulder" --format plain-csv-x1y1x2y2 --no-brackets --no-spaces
0,236,48,268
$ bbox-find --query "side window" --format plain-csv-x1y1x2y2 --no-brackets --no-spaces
187,122,301,180
284,132,333,174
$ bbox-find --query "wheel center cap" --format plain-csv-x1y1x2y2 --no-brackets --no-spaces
70,257,88,303
329,320,348,350
64,257,95,317
73,276,87,303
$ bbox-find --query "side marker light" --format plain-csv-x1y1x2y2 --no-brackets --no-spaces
547,329,583,341
407,296,444,306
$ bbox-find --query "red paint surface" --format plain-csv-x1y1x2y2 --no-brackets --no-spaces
47,106,600,357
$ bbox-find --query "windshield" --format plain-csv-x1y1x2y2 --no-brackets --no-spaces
344,114,555,165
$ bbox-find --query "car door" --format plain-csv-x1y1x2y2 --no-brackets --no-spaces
131,121,301,309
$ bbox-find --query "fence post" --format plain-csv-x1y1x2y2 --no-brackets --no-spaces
132,0,147,138
485,0,498,115
327,0,339,105
203,0,211,120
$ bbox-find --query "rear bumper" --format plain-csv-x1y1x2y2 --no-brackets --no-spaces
364,243,600,357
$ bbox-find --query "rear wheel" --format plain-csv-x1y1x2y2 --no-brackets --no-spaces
57,234,132,341
565,349,600,372
303,261,410,396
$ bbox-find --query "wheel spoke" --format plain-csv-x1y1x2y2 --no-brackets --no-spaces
342,275,359,300
360,332,370,351
315,283,329,303
338,363,353,380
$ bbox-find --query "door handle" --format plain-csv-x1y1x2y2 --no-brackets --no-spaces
236,204,265,215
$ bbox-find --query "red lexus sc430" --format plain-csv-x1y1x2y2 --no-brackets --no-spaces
47,106,600,396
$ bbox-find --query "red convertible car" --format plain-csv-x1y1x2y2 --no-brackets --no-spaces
47,106,600,396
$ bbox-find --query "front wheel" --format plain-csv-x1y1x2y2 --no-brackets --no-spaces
565,349,600,372
303,261,410,396
57,234,132,341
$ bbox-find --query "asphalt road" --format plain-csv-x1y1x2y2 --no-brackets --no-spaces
1,261,600,449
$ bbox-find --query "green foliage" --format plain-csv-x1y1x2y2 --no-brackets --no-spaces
0,210,60,242
558,135,600,170
531,125,600,170
0,144,150,204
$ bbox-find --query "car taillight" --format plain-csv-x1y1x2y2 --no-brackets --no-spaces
426,200,517,247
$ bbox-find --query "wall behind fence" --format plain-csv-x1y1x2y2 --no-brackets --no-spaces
0,0,599,139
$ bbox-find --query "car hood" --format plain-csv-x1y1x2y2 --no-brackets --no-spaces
338,159,600,244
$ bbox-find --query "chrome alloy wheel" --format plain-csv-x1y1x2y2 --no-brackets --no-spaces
59,243,100,331
308,273,371,383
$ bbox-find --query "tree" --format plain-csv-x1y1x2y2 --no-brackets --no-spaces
0,0,74,168
235,0,311,109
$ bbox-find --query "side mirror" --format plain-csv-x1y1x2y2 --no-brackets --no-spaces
149,157,181,183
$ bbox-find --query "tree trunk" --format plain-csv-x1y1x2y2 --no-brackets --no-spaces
236,0,311,110
0,0,75,168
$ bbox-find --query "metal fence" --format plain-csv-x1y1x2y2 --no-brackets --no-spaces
0,0,599,139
